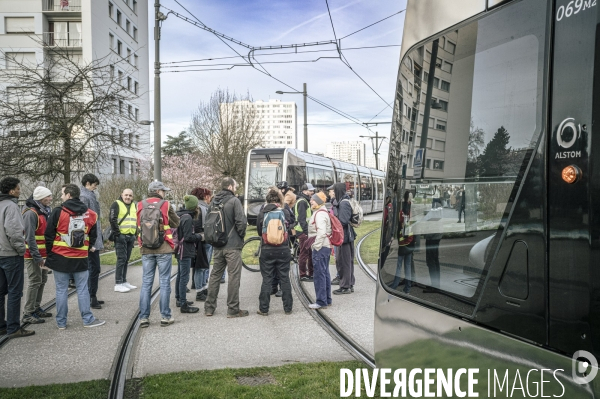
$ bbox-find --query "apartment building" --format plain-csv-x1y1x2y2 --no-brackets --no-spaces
325,141,366,166
0,0,150,178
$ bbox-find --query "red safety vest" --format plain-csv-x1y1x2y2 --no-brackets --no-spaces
136,198,174,249
52,207,98,258
24,208,47,259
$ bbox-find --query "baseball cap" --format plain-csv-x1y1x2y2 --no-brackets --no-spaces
148,180,171,192
301,183,315,192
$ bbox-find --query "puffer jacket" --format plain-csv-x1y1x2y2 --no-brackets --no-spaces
176,208,201,259
79,185,103,250
0,194,25,257
210,189,246,250
308,205,331,251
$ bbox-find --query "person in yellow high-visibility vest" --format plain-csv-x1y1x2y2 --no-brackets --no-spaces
109,188,138,293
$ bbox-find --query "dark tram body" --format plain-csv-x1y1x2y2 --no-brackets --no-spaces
376,0,600,395
244,148,385,225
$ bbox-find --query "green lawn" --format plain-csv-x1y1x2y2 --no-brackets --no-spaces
357,228,382,265
100,247,142,265
0,361,371,399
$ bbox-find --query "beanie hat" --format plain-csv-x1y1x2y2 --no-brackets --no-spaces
184,194,199,211
33,186,52,200
311,192,327,205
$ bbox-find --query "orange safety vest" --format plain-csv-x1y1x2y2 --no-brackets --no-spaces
24,208,47,259
52,207,98,258
136,198,174,249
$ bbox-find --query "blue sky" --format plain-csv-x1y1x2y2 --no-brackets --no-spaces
149,0,407,159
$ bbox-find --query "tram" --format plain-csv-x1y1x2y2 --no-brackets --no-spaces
243,148,385,225
376,0,600,395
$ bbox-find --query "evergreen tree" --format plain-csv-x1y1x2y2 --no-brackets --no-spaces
479,126,511,177
162,131,195,156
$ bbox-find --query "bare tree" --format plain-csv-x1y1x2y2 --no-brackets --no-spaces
188,89,263,191
0,45,147,183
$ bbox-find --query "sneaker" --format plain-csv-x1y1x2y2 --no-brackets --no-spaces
68,280,76,289
333,288,352,295
57,325,66,330
140,318,149,328
90,297,102,309
350,286,354,293
84,319,106,328
180,304,200,313
284,310,293,315
123,282,137,290
160,317,174,327
8,328,35,338
331,277,340,285
300,276,311,281
227,310,249,318
114,284,131,293
176,300,193,308
34,308,52,318
275,290,283,297
256,310,269,316
23,313,45,324
97,299,105,304
196,292,207,301
308,303,322,309
205,311,214,317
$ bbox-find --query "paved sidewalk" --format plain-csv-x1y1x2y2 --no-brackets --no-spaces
0,263,150,388
132,266,355,378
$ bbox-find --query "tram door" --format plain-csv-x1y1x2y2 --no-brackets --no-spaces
547,0,600,357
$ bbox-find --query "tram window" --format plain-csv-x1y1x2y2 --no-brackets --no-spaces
307,167,316,188
286,165,306,192
248,156,282,200
380,0,547,314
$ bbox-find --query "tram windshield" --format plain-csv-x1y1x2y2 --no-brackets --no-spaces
247,152,283,201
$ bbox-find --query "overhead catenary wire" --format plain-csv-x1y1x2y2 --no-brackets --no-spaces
340,9,406,40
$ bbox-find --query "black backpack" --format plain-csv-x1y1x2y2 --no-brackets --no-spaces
204,197,234,247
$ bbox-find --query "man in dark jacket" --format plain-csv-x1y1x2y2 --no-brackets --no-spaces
45,184,104,329
295,183,314,281
0,177,33,338
79,173,103,309
204,177,248,318
109,188,137,293
175,195,201,313
331,183,356,295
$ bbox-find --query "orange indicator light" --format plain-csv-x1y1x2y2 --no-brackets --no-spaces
561,165,581,184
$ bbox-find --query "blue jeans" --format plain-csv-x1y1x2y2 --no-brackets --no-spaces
392,252,413,293
312,247,332,307
195,268,209,290
175,257,191,304
139,254,172,320
54,270,95,327
204,243,213,264
0,256,24,334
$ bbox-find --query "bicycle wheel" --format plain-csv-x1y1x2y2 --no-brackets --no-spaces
241,236,262,272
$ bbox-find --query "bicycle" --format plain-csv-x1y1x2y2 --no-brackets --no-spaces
241,235,300,272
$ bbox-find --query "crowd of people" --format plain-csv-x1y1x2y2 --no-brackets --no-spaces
0,173,361,337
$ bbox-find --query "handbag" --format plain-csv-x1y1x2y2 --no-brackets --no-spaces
107,213,129,242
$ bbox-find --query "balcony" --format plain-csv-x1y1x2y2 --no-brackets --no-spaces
43,32,82,48
42,0,82,12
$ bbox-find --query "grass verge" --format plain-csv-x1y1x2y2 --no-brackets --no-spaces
0,379,110,399
100,247,142,265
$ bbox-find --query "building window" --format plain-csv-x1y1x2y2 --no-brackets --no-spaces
129,161,134,175
442,61,453,73
118,101,123,115
446,40,456,54
425,158,431,169
135,135,140,146
440,80,451,92
109,2,113,17
129,133,133,146
117,40,122,56
109,33,114,49
109,65,114,77
438,99,448,112
5,17,35,34
112,158,117,174
432,160,444,170
135,108,139,121
118,70,123,86
133,27,138,41
111,127,116,137
116,10,122,25
433,77,440,88
119,129,124,142
134,54,138,68
5,52,36,69
127,48,131,63
134,81,138,95
120,159,125,174
128,105,132,118
126,19,130,35
133,0,138,13
436,120,447,131
435,141,446,151
127,77,131,91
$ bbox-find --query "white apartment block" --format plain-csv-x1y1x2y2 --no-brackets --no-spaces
326,141,366,166
222,99,297,149
0,0,150,178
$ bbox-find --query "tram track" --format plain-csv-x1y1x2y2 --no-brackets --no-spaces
0,253,141,349
108,272,178,399
355,228,380,282
291,260,375,368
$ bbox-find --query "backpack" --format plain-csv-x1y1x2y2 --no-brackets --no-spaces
314,209,344,246
262,208,288,246
60,209,87,248
343,198,364,228
139,199,165,249
204,197,234,247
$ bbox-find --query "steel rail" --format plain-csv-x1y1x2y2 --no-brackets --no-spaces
291,261,375,368
355,228,380,282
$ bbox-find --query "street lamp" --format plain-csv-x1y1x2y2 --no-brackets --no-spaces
276,83,308,152
138,120,153,126
153,1,168,181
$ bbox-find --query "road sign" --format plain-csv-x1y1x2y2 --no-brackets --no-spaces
413,148,425,179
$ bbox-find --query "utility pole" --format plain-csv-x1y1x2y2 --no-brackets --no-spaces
360,130,387,170
153,2,168,181
303,83,308,152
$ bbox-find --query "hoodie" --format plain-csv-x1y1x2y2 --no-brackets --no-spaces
23,196,50,264
211,189,246,250
0,194,26,257
45,198,97,273
79,185,103,250
333,183,356,244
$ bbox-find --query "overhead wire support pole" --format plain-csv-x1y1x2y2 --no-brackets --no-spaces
154,0,162,181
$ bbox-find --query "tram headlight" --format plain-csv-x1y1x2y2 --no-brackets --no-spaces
561,165,581,184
